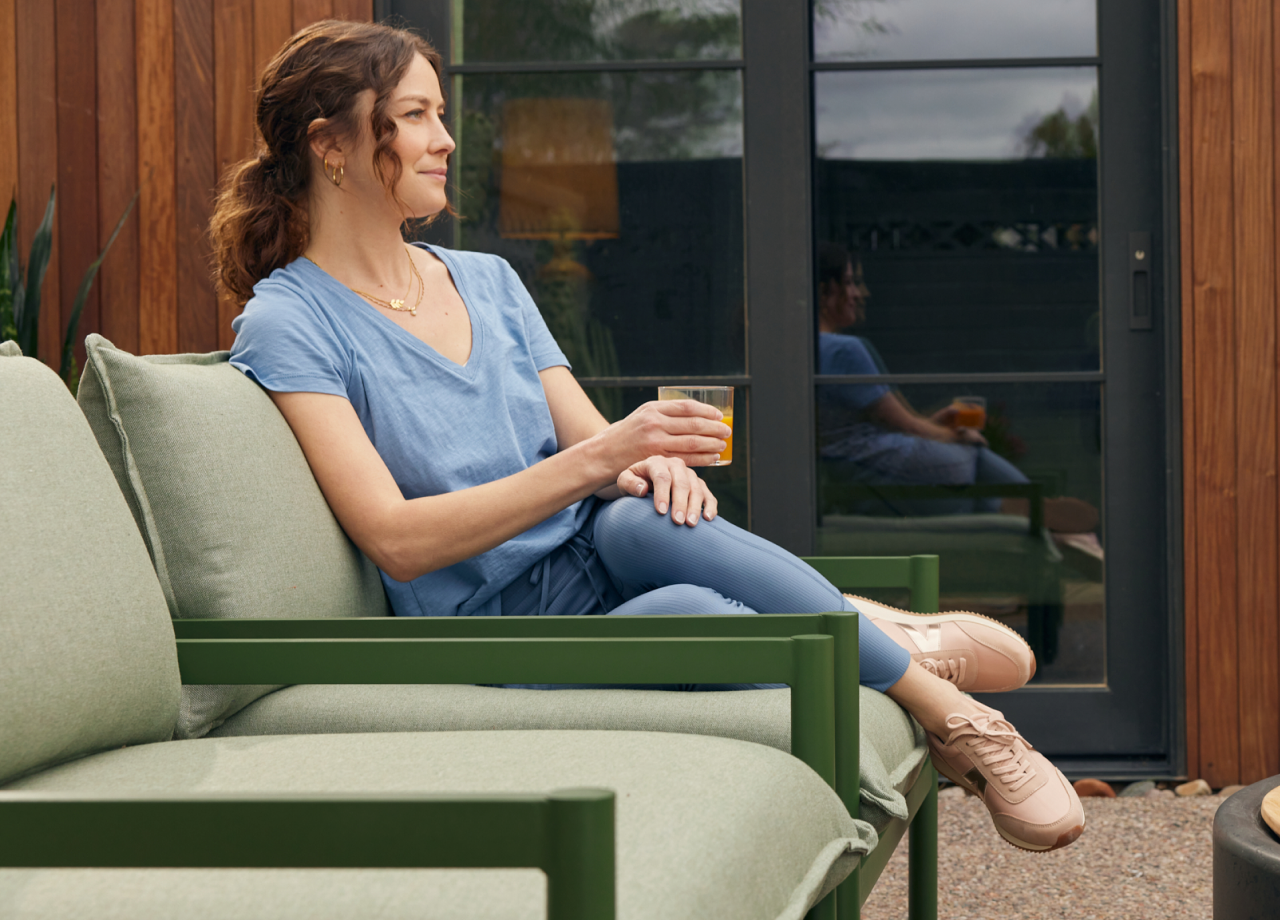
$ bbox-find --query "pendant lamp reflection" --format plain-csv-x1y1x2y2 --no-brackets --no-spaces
498,98,620,278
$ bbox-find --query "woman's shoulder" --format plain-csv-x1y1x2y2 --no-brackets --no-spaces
818,333,880,374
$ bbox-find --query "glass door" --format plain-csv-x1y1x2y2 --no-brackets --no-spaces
811,0,1176,769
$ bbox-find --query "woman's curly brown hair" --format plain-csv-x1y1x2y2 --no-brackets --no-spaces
210,19,447,308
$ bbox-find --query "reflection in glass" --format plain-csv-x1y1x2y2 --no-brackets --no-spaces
459,0,741,63
815,380,1105,685
813,0,1096,63
458,71,745,383
814,69,1099,373
597,387,749,528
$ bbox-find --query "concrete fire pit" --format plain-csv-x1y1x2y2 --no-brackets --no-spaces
1213,774,1280,918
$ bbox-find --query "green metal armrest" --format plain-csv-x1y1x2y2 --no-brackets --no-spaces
0,789,614,920
822,481,1047,536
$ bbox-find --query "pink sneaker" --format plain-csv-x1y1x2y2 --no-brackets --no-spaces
927,702,1085,852
847,595,1036,692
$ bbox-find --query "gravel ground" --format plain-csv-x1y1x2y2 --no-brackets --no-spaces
860,786,1220,920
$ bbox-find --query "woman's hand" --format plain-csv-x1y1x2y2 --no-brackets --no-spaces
617,456,719,526
593,398,731,475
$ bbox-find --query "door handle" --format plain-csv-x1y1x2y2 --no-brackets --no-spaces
1129,231,1152,330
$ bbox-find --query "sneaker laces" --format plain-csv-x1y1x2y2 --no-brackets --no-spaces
920,656,967,686
945,712,1038,793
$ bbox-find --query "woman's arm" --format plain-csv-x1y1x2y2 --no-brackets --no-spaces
539,365,724,526
270,380,729,581
866,391,985,445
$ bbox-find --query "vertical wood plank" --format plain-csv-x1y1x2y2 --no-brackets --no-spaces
1190,0,1240,788
16,0,60,368
1232,0,1280,786
55,0,99,373
97,0,140,353
1274,0,1280,788
215,0,255,349
253,0,293,91
330,0,371,22
175,0,217,353
293,0,332,32
0,0,18,208
1178,0,1201,781
136,0,177,354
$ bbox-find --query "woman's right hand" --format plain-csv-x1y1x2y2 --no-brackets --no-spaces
593,398,731,475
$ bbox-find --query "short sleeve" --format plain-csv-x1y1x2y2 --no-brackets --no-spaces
229,284,351,398
504,262,570,371
818,334,890,412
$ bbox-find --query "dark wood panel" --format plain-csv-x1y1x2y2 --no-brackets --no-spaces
293,0,332,32
96,0,139,353
215,0,255,350
55,0,99,373
136,0,176,354
0,0,17,209
331,0,370,22
16,0,59,367
1232,0,1280,786
1178,0,1200,781
254,0,293,93
175,0,217,353
1189,0,1240,789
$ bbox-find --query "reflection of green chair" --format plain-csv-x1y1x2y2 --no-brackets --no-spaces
818,477,1065,665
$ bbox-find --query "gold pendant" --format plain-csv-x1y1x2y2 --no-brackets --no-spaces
410,308,418,316
391,299,405,310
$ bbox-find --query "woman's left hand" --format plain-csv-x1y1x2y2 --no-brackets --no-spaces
617,456,718,526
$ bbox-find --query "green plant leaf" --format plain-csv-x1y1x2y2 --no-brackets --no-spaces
60,183,142,384
16,186,56,359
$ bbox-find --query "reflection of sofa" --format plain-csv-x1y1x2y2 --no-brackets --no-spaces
0,341,940,920
818,478,1065,664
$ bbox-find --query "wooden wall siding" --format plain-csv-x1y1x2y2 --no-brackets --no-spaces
1182,0,1280,788
0,0,372,365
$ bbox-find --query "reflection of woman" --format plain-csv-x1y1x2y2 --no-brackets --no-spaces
212,21,1082,852
816,244,1030,514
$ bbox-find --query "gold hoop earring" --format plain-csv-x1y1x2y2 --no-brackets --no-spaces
323,157,344,188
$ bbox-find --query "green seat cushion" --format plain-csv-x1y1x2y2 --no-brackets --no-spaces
76,336,388,739
1,730,874,920
0,353,179,785
210,683,927,834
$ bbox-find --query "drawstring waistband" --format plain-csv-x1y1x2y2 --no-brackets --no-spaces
517,531,616,617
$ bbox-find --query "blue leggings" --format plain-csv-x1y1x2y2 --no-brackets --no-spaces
499,496,912,692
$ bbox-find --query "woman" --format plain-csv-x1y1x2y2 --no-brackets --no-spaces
212,20,1083,853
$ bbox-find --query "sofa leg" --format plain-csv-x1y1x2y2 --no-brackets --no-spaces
835,870,860,920
806,889,837,920
908,766,938,920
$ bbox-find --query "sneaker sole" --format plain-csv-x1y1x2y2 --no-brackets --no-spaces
846,594,1037,681
931,751,1085,852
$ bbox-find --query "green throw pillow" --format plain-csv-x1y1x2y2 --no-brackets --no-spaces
77,335,389,739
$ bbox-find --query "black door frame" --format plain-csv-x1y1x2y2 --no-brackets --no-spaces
381,0,1185,777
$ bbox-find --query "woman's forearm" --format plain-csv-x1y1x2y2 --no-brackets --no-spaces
867,393,957,442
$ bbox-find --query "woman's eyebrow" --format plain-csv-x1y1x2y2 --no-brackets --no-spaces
396,94,441,106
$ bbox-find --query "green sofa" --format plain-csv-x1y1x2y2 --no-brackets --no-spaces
0,340,938,919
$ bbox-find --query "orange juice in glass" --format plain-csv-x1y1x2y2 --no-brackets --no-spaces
658,386,733,465
949,396,987,430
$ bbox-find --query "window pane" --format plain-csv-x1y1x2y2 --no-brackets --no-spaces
815,69,1099,374
589,387,749,528
459,0,741,63
815,380,1104,685
457,71,745,377
813,0,1096,63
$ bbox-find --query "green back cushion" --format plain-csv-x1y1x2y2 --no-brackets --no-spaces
0,351,179,784
77,335,389,739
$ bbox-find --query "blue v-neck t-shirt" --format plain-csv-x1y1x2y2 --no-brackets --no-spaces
229,243,589,618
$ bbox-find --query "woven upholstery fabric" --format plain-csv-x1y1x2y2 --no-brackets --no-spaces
76,335,389,739
0,354,179,785
211,683,928,831
1,730,874,920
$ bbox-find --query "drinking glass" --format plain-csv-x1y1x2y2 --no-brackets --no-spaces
658,386,733,465
949,395,987,430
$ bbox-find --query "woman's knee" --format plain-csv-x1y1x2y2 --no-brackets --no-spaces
608,583,750,616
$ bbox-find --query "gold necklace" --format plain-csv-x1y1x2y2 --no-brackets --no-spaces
308,246,424,316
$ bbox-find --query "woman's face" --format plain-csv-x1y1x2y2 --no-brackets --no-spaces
346,53,455,219
822,260,869,328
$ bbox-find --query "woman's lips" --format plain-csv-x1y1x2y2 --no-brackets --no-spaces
423,168,448,179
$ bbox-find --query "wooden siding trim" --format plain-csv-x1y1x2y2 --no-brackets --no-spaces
214,0,256,349
293,0,332,33
136,0,176,355
55,0,100,373
0,0,18,210
1231,0,1280,785
175,0,217,353
17,0,60,368
252,0,292,114
96,0,139,353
